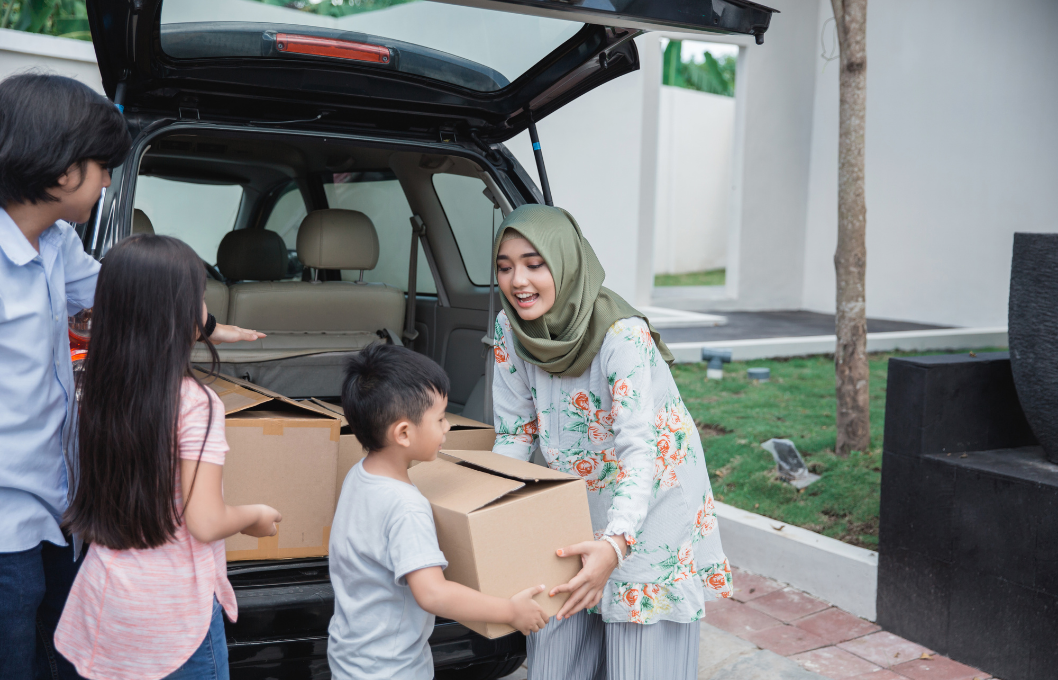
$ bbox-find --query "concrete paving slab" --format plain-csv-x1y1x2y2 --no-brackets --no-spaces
703,648,832,680
698,622,759,677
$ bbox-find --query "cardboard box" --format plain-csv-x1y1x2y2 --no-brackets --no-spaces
197,372,340,561
408,449,594,638
444,413,497,451
307,398,367,505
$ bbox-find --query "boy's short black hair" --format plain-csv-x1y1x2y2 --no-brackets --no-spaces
342,343,450,453
0,73,132,208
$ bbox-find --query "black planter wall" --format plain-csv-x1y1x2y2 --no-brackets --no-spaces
1009,232,1058,465
878,353,1058,680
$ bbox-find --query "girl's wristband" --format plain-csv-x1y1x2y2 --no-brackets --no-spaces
203,312,217,339
601,535,625,569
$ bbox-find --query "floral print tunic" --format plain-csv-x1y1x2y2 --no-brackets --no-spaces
491,311,731,624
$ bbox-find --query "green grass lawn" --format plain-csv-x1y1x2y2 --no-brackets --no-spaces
671,350,999,550
654,268,726,287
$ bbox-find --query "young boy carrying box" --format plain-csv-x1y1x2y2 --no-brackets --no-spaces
328,344,548,679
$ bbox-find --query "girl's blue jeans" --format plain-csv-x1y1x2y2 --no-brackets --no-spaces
163,597,230,680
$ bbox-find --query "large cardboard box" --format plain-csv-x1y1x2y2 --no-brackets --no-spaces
408,449,594,638
444,413,497,451
197,372,340,561
307,398,367,506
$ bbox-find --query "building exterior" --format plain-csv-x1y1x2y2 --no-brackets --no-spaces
3,0,1055,329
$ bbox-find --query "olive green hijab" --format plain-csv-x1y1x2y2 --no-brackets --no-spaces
494,204,674,377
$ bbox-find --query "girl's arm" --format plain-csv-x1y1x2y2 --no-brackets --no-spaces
180,460,282,543
405,567,548,635
491,312,538,461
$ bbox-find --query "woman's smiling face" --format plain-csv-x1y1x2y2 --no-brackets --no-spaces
496,236,556,321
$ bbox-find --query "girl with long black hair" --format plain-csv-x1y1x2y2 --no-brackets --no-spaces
53,235,282,680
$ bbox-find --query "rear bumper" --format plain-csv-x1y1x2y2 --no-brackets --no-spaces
228,622,525,679
225,560,525,678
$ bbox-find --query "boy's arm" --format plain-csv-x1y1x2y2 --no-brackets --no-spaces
60,222,99,314
405,567,548,636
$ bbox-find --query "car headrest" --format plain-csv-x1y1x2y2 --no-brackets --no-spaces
296,209,379,271
132,209,155,236
216,229,289,281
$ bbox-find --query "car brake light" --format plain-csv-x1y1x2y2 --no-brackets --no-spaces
69,330,89,362
69,309,91,363
275,33,391,64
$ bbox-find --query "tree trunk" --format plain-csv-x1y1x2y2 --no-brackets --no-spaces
831,0,870,457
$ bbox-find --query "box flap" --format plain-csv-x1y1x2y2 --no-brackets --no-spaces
440,450,575,483
304,399,488,431
305,398,348,426
409,458,525,514
192,370,325,418
192,370,271,414
447,413,492,430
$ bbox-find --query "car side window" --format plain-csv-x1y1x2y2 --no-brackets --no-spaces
263,183,308,251
132,176,243,265
432,173,501,286
324,173,435,294
263,182,309,280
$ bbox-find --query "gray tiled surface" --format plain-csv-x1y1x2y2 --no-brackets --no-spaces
497,622,827,680
657,311,947,344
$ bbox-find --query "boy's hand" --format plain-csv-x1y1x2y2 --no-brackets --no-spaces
242,505,282,538
210,323,266,344
507,584,549,635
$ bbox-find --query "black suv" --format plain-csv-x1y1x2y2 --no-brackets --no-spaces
81,1,774,677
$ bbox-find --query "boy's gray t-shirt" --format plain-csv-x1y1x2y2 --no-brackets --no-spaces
328,460,448,680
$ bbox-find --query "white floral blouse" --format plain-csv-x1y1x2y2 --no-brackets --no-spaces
491,311,732,624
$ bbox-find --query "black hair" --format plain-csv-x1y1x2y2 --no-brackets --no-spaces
0,73,131,207
64,235,220,550
341,343,450,453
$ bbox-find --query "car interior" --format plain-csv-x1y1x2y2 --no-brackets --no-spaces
130,128,511,419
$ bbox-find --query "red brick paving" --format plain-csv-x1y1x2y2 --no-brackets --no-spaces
790,646,882,679
744,587,831,622
836,632,933,669
891,656,988,680
717,568,996,680
744,624,831,656
730,570,784,602
703,598,784,637
846,671,911,680
793,607,882,645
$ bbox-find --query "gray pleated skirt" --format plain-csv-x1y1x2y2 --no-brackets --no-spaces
526,611,700,680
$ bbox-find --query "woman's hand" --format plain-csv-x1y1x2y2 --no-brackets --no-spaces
550,536,626,620
241,505,282,538
210,323,266,344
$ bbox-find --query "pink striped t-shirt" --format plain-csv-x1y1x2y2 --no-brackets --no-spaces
56,377,238,680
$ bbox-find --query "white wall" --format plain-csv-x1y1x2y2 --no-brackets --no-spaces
801,0,1058,327
0,28,101,91
654,86,734,274
506,33,661,307
722,0,822,311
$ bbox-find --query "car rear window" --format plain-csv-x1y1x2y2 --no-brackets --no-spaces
432,173,501,287
324,172,435,294
158,0,582,93
132,176,243,266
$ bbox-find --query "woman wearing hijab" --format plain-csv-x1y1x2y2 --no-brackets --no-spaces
490,205,730,679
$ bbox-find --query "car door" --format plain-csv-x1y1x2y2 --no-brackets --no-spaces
86,0,776,143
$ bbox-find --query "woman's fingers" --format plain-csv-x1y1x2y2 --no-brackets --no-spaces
549,570,588,598
556,584,594,620
555,541,593,558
